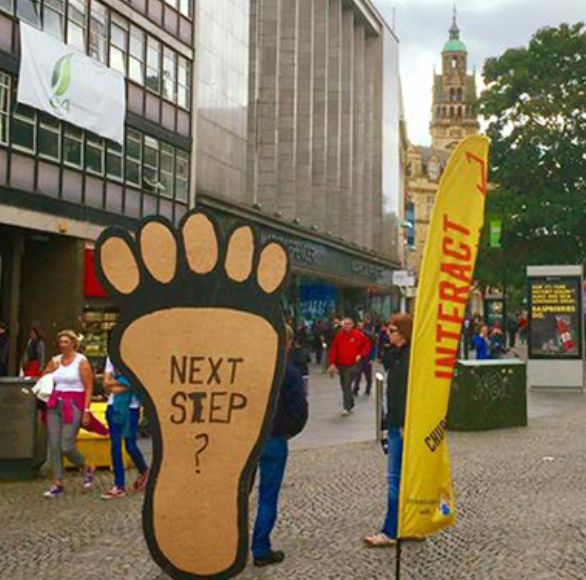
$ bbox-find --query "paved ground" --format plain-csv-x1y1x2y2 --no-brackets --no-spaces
2,357,586,580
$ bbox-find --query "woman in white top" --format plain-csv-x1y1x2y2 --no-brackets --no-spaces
41,329,94,498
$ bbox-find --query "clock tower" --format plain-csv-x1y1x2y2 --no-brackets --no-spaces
404,9,481,284
430,8,480,152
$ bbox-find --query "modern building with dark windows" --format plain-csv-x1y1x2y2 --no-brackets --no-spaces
0,0,404,374
0,0,195,372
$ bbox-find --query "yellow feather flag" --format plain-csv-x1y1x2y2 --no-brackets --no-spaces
398,135,490,538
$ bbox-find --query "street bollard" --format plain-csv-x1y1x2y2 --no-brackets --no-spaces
375,371,385,443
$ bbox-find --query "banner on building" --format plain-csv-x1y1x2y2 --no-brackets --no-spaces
489,219,502,248
18,23,125,144
399,135,490,538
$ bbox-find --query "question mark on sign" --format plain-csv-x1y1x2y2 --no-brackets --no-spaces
194,433,209,474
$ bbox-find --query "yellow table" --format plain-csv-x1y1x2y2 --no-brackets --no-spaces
65,402,132,470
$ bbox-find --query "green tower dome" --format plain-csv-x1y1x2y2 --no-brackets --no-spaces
442,7,467,53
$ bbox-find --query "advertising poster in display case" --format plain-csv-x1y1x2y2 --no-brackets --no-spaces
528,276,583,359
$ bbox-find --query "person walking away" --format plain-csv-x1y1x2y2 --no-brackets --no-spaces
364,314,413,547
290,336,311,393
252,326,309,567
353,322,374,396
41,329,95,498
22,325,46,378
313,319,327,365
101,357,149,499
378,324,391,368
472,325,490,360
461,316,473,359
518,312,528,345
0,322,9,376
322,317,340,373
328,318,371,415
506,315,518,349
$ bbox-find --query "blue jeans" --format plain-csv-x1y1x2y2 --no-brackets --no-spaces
106,406,148,489
252,437,289,559
382,426,403,538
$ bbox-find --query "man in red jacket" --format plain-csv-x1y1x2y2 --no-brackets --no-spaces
328,318,371,415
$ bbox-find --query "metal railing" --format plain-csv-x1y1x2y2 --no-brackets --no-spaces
374,370,385,443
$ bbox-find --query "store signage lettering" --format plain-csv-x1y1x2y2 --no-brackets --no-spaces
261,231,324,267
351,260,384,282
258,227,394,286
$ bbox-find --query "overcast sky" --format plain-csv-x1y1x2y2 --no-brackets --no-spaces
373,0,585,146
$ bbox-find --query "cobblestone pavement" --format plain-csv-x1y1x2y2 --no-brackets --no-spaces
2,365,586,580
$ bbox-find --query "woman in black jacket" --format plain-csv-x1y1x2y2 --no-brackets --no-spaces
365,313,413,547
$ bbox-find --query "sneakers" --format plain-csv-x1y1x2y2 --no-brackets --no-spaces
82,466,94,489
101,486,126,500
253,550,285,567
341,409,354,417
133,470,149,492
43,484,64,498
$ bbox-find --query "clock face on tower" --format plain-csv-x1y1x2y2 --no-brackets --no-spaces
428,157,440,181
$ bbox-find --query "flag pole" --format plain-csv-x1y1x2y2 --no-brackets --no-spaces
395,538,402,580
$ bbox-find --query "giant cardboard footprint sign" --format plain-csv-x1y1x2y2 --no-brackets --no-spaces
95,209,290,579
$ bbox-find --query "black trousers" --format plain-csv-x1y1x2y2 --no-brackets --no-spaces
338,363,359,411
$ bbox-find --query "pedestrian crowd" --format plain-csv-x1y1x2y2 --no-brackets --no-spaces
0,308,522,567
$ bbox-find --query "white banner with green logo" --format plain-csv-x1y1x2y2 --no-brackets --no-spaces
17,23,125,144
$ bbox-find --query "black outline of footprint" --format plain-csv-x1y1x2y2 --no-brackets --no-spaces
95,207,290,580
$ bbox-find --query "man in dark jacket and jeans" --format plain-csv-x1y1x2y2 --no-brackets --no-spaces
252,326,309,567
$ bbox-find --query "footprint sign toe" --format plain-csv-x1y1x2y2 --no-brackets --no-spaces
95,209,290,579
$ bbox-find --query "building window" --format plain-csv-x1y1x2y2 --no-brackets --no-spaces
125,128,141,186
159,142,174,198
63,125,83,167
85,132,104,174
143,135,159,192
162,47,176,103
67,0,87,51
106,141,123,180
89,0,108,64
0,73,9,146
406,202,415,248
17,0,39,26
129,26,145,85
177,56,190,110
178,0,190,17
175,149,188,202
38,112,61,160
0,0,14,16
456,87,463,101
11,104,36,152
43,0,65,40
146,38,161,93
162,0,191,17
109,13,128,75
451,56,457,69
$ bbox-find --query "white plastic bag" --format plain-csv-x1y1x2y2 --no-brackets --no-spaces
32,373,54,402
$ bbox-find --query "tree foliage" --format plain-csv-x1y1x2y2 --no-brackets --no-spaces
476,22,586,290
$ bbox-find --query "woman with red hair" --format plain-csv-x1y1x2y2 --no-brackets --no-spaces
365,313,413,547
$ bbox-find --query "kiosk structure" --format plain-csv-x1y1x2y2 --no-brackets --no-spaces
527,265,584,389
